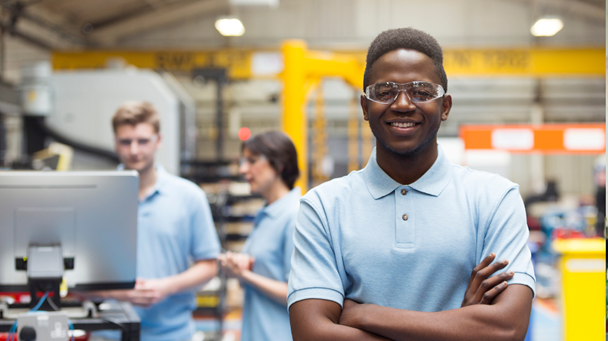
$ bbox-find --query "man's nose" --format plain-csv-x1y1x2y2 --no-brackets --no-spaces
129,141,140,154
391,90,416,111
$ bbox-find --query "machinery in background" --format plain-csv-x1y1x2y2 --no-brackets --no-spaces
20,62,196,175
0,171,141,341
0,171,139,298
31,143,73,171
0,81,20,168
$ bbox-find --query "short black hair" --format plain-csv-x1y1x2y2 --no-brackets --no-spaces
363,27,448,92
242,131,300,190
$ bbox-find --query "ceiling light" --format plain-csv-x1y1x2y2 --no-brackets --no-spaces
215,16,245,37
530,16,564,37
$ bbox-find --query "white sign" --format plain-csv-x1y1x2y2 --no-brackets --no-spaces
565,258,605,273
491,129,534,150
251,52,284,76
563,128,605,151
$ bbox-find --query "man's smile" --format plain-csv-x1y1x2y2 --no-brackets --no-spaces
386,119,421,135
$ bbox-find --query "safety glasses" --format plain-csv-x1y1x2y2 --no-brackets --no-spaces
116,134,158,147
239,154,267,167
365,81,445,104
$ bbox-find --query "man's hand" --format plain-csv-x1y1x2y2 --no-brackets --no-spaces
461,253,514,307
131,277,176,307
219,251,254,278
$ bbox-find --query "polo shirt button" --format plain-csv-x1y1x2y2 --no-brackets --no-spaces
401,189,408,195
402,214,408,221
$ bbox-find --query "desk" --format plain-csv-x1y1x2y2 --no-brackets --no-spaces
0,301,140,341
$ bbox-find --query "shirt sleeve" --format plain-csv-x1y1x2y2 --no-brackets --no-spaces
282,212,297,282
190,189,221,261
480,186,536,297
287,198,345,309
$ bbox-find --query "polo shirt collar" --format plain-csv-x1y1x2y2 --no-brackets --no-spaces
261,186,302,218
150,164,168,195
362,146,451,199
117,163,168,199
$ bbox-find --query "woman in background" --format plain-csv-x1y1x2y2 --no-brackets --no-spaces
219,131,300,341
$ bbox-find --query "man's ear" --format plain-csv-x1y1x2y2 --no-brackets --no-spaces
155,133,163,151
441,94,452,121
360,94,369,121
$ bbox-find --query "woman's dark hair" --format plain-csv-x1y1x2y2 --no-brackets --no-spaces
242,131,300,189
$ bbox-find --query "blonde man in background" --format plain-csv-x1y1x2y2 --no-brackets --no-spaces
91,102,220,341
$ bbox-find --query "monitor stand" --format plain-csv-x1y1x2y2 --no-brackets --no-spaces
27,246,64,311
1,245,140,340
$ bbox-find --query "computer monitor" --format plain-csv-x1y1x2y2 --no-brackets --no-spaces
0,171,138,297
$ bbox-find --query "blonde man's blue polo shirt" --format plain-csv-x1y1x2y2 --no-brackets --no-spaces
117,164,221,341
287,147,535,312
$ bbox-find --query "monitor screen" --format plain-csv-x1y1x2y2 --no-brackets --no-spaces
0,171,138,291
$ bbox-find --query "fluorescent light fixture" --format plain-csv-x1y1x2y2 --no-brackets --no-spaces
530,16,564,37
215,16,245,36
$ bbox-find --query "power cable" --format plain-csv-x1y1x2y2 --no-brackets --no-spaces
30,291,50,312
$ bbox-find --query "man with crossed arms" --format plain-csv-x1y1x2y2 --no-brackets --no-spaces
288,28,535,341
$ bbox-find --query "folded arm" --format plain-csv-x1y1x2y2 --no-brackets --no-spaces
290,299,391,341
340,284,533,341
290,253,527,341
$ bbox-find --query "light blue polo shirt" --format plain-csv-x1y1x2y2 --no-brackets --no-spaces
288,147,535,312
132,164,220,341
240,187,301,341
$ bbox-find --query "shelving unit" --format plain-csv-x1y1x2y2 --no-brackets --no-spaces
184,160,264,340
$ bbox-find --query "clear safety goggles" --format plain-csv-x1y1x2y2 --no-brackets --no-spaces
365,81,445,104
116,134,158,147
239,154,266,166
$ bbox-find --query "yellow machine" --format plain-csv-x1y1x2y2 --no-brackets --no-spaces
32,142,73,171
552,238,606,341
280,40,366,191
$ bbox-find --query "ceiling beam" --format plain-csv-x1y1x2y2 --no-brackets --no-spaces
559,0,604,22
0,20,54,49
0,1,87,45
87,4,156,30
89,0,229,46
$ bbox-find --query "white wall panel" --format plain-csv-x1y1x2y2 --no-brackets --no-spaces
545,155,596,196
388,0,469,40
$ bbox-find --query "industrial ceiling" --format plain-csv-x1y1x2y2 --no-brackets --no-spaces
0,0,605,50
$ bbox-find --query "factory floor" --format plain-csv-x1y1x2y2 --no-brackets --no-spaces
194,298,562,341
